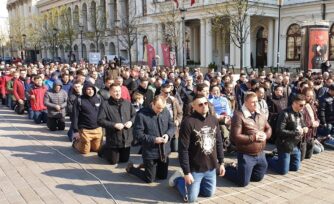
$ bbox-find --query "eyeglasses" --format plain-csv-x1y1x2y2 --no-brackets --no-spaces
299,104,305,108
198,102,209,107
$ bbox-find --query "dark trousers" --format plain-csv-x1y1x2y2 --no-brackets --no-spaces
300,139,314,160
47,117,65,131
128,158,169,183
225,152,268,187
102,146,131,165
33,110,48,124
15,102,26,114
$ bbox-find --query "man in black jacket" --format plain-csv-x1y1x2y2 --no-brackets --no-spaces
72,82,103,154
267,94,308,175
126,95,175,183
97,83,136,164
168,94,225,203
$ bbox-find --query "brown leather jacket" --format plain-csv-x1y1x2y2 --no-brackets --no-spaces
230,108,272,155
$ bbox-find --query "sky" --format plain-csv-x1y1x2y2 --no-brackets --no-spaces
0,0,8,35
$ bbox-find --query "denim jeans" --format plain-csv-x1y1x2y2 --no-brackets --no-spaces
225,152,267,187
6,95,12,108
175,169,216,203
33,110,48,124
267,147,301,175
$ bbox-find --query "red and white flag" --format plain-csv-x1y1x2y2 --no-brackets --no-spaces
161,44,171,67
191,0,196,6
146,44,156,68
173,0,179,8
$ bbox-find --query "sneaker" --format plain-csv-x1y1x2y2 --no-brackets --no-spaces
168,169,184,187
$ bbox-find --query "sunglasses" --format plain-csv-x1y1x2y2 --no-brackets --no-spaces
299,104,305,108
198,102,209,107
163,91,171,94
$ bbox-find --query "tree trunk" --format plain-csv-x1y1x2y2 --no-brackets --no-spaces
129,48,132,68
240,43,243,73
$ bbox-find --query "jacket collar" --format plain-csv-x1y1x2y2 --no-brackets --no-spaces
241,105,259,118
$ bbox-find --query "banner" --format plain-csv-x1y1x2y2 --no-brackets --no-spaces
174,0,179,8
146,44,156,68
170,51,177,67
191,0,196,6
161,43,171,67
89,52,101,65
308,28,328,70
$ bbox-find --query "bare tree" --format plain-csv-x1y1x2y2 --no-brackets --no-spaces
118,3,138,68
58,6,76,63
211,0,263,71
157,2,182,66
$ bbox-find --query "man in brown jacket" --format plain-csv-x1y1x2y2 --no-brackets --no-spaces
224,92,272,187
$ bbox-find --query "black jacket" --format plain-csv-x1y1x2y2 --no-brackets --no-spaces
178,111,224,175
275,107,306,153
97,97,136,148
133,106,175,160
98,87,110,101
319,92,334,125
72,82,101,132
133,85,154,108
67,91,80,119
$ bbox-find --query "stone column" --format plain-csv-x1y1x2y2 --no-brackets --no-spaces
194,26,200,63
243,15,251,69
200,19,206,67
267,19,274,67
108,0,116,29
157,24,163,65
205,18,213,67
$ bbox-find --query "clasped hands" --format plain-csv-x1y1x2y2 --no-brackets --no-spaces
114,121,133,130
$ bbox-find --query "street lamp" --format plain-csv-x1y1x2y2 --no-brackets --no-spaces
180,8,187,69
277,0,284,71
52,28,58,58
96,30,100,53
22,34,26,61
79,25,84,60
9,36,13,58
115,19,121,59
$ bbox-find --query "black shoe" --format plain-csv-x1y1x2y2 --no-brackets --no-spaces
265,152,275,159
72,137,77,148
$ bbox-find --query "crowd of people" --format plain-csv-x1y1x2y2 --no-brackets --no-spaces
0,60,334,202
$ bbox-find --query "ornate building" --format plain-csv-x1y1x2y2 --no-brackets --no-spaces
6,0,334,69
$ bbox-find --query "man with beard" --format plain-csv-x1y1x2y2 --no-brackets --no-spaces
29,75,48,124
98,83,136,164
132,77,154,108
13,69,28,114
169,94,225,202
44,80,68,131
72,82,103,154
267,85,288,143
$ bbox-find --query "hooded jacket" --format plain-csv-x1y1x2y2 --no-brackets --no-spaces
44,80,68,118
29,84,47,111
72,82,101,132
13,77,26,101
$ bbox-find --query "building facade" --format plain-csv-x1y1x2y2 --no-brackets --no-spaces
6,0,334,69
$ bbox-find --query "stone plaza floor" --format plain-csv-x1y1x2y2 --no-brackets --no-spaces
0,105,334,204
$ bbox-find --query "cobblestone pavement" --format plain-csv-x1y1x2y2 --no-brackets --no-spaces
0,105,334,204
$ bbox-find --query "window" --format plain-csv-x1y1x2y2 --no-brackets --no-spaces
286,24,301,61
329,24,334,60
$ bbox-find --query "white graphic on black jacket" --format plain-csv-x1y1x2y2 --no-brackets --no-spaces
194,126,216,155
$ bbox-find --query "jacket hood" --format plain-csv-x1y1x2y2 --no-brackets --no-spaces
82,81,97,97
53,80,63,89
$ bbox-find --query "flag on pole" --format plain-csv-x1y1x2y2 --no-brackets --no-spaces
161,44,171,67
174,0,179,8
146,44,156,68
191,0,196,6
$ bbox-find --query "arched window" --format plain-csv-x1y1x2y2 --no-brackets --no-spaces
329,24,334,60
286,24,301,61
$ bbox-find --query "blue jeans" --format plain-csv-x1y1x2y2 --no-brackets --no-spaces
175,169,216,203
267,147,301,175
6,95,12,108
225,152,268,187
33,110,48,124
67,125,74,141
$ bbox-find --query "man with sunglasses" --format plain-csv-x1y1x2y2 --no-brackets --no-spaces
169,93,225,202
267,94,308,175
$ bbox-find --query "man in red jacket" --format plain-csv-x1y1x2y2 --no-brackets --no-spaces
30,75,48,124
13,69,27,114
